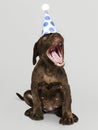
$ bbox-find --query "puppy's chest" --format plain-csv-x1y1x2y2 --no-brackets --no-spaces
43,74,58,84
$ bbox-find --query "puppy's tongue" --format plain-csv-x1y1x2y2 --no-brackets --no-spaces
51,51,63,63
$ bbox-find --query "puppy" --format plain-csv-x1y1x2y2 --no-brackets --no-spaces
17,33,78,125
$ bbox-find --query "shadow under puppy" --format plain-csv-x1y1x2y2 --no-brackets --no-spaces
16,33,78,125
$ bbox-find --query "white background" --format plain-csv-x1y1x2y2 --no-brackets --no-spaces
0,0,98,129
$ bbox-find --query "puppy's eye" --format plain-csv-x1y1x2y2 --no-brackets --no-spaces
58,43,63,47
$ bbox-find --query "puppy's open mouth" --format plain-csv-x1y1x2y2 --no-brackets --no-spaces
46,43,64,67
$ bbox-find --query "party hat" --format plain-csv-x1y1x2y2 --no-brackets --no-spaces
41,4,57,35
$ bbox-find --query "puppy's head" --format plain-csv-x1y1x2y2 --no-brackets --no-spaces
33,33,64,67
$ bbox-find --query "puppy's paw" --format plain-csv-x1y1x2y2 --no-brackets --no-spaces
25,108,44,120
25,108,32,117
31,112,44,120
72,113,79,123
59,112,78,125
59,117,74,125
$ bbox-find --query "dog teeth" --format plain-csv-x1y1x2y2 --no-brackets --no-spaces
50,48,54,52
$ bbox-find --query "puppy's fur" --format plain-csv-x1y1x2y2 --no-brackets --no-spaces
17,33,78,125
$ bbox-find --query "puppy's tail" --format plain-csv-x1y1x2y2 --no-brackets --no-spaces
16,90,33,107
16,93,24,101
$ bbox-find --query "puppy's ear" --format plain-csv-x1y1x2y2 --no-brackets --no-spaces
33,41,39,65
33,34,50,65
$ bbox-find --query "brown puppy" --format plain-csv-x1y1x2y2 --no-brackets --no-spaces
17,33,78,125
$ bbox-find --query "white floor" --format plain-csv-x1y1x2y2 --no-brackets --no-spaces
0,0,98,130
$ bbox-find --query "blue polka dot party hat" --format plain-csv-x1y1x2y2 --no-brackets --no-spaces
41,4,57,35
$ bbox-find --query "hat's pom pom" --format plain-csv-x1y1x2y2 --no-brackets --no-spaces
41,3,50,11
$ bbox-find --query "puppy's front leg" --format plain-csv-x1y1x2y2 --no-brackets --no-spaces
28,81,43,120
60,84,78,125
